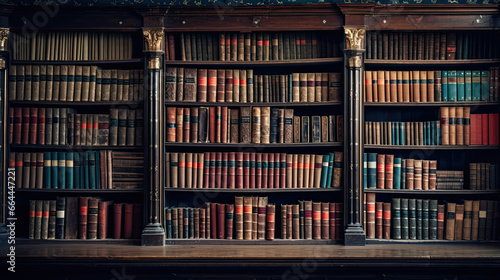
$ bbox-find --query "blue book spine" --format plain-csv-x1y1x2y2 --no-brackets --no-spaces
481,70,490,101
457,70,465,101
436,121,441,145
74,152,80,189
58,152,66,189
426,121,431,145
96,151,101,189
399,122,405,145
394,157,402,189
464,70,472,101
89,151,96,189
43,152,51,189
442,71,448,102
423,122,427,145
327,152,334,188
66,152,74,189
320,154,330,188
447,70,457,102
51,152,58,189
363,153,367,189
401,159,406,189
472,70,481,101
84,152,90,189
367,153,377,188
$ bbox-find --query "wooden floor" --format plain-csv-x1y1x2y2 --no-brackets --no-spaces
4,242,500,279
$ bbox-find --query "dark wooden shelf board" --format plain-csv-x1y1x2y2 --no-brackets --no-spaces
365,58,500,66
11,58,143,66
164,239,341,245
9,144,144,151
165,101,343,107
15,188,143,193
364,101,500,107
364,145,499,150
165,142,343,148
165,57,343,68
363,189,500,195
165,187,342,193
366,239,500,245
9,101,144,107
16,238,140,245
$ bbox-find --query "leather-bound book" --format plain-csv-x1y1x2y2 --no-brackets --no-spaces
293,116,300,143
376,70,385,102
257,197,268,239
478,200,488,240
470,200,480,240
113,203,123,239
445,202,456,240
312,202,321,239
400,198,409,239
118,109,128,145
375,201,383,239
21,107,30,145
126,110,136,145
366,193,376,238
266,204,275,240
97,200,109,239
461,200,473,240
319,202,329,239
252,107,261,143
306,73,315,102
28,107,38,145
232,70,240,102
385,154,394,189
428,160,437,190
239,107,251,143
24,65,33,100
436,203,445,239
376,154,385,189
440,107,450,145
225,204,234,239
165,67,177,101
391,198,401,239
455,107,464,145
41,200,50,239
260,107,271,144
365,71,373,102
108,109,118,146
110,69,118,101
78,197,89,239
446,32,457,60
332,151,343,188
243,196,253,240
421,160,429,190
302,200,312,240
449,107,456,145
197,68,207,102
402,71,410,102
87,197,99,239
284,109,294,143
454,204,464,240
299,73,307,102
408,199,417,240
224,69,234,102
413,160,422,190
33,200,42,239
183,68,197,102
47,200,56,239
32,65,40,101
382,202,391,239
292,73,300,102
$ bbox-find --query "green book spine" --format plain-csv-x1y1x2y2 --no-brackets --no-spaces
447,70,457,102
393,157,401,189
327,152,334,188
392,198,401,239
66,152,74,189
429,199,438,239
43,152,51,189
422,199,429,240
409,198,416,240
416,199,422,240
58,152,66,189
50,152,58,189
84,152,90,189
320,154,330,188
74,152,80,189
89,151,96,189
399,122,405,145
401,198,409,239
481,70,490,101
465,70,472,101
95,152,101,189
441,71,448,102
472,70,481,101
457,70,465,101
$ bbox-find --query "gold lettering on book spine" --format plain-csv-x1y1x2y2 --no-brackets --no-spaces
143,28,163,52
344,27,365,51
0,28,9,51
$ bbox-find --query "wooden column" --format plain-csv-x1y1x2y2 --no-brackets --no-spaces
141,27,165,246
0,28,9,236
343,26,366,246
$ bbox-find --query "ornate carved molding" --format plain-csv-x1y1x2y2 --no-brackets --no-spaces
348,56,362,68
0,28,9,51
147,57,161,70
143,28,164,52
344,27,365,51
0,57,5,69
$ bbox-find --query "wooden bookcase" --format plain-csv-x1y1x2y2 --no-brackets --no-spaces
0,3,499,249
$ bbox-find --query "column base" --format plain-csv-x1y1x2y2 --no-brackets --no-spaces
344,224,366,246
141,223,165,246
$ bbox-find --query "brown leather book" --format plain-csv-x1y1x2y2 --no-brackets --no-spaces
218,33,225,61
200,207,206,239
456,107,464,145
389,71,397,102
332,151,343,188
183,68,197,102
464,107,470,145
397,71,403,102
170,152,178,188
252,196,259,239
372,71,378,102
78,196,89,239
243,196,253,240
329,202,336,240
97,200,109,239
251,107,261,143
429,160,437,190
260,107,270,144
221,106,228,144
234,196,244,240
197,68,207,102
266,204,275,240
462,200,473,240
471,200,480,240
377,70,385,102
28,107,38,145
290,204,299,239
411,70,420,102
406,159,415,190
422,160,430,190
239,107,251,143
313,154,323,188
312,202,321,239
225,204,234,239
440,107,450,145
239,69,247,102
414,160,423,190
208,107,215,143
283,108,294,143
365,71,373,102
304,200,313,240
385,154,394,189
305,73,313,102
366,192,376,239
297,154,304,188
454,204,464,240
64,197,78,239
281,204,287,239
446,202,456,240
23,65,32,100
293,116,300,143
419,70,427,102
87,197,99,239
402,71,410,102
376,154,385,189
446,32,457,60
118,109,128,145
224,69,233,102
319,202,329,239
383,202,391,239
385,71,390,102
178,153,186,188
375,202,383,239
9,64,17,100
327,73,342,102
109,69,118,101
437,204,445,239
175,67,184,101
32,65,40,101
427,70,434,102
449,107,456,145
299,72,307,102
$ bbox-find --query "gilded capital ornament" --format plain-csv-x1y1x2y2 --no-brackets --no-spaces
143,28,163,52
349,56,362,68
0,28,10,51
344,27,365,51
0,57,5,69
148,57,161,70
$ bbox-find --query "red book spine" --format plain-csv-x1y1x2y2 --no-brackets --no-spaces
221,152,228,188
216,106,222,143
377,154,385,189
225,204,234,239
256,153,262,188
22,107,30,144
123,203,133,239
79,197,89,239
262,153,269,188
183,108,190,143
97,201,108,239
221,106,228,143
228,152,236,189
113,203,123,239
37,108,45,145
321,203,330,239
209,152,216,188
268,153,275,189
250,153,256,189
217,203,225,239
14,108,22,144
329,202,336,239
215,152,222,188
211,203,217,239
437,204,445,240
266,205,275,240
470,114,479,145
243,152,250,189
335,203,342,239
209,107,215,143
280,153,286,189
208,69,217,102
375,202,383,239
274,153,280,189
197,69,207,102
8,108,14,144
488,113,499,145
312,202,321,239
203,152,210,189
481,114,489,145
236,152,244,189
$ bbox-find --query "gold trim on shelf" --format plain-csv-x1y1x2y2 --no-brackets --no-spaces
0,28,9,51
344,27,365,51
148,57,161,70
143,28,164,52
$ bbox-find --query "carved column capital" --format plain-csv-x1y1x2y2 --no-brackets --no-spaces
142,27,164,52
0,28,9,51
344,26,365,51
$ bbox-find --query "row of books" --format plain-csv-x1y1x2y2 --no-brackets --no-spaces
280,201,343,240
169,31,340,62
364,194,500,241
470,163,497,190
12,31,135,60
165,152,343,189
365,31,499,60
468,113,500,146
165,67,343,103
363,153,438,190
9,107,144,146
28,198,142,240
365,120,441,146
166,106,343,144
434,171,465,190
10,151,144,190
9,65,145,102
364,69,498,103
